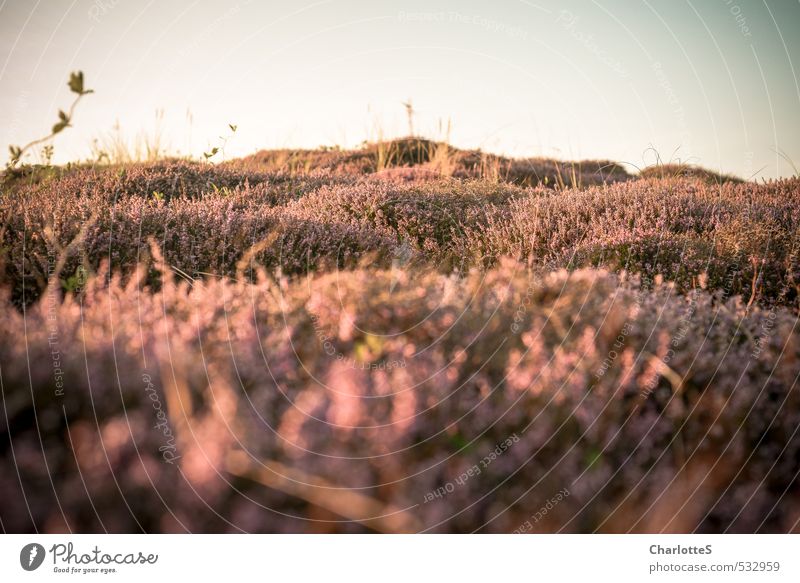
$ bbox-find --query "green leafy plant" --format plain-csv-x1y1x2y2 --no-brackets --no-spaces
7,71,93,168
41,144,54,166
203,123,237,162
60,265,88,294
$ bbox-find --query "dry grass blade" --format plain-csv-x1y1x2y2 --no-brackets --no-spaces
226,451,422,533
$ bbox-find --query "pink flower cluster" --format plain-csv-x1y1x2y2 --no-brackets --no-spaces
0,258,798,533
1,158,798,533
3,162,797,309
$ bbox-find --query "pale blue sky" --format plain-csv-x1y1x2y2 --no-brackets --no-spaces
1,0,798,177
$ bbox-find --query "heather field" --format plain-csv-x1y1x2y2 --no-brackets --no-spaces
1,146,799,533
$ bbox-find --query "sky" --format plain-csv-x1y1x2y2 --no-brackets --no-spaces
1,0,799,178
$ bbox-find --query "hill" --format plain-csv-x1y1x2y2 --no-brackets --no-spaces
1,146,798,533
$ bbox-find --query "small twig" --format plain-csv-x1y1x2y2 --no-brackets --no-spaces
645,353,685,397
226,450,421,533
7,71,93,168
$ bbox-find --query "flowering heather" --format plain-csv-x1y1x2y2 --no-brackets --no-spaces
638,163,743,185
461,177,800,305
3,160,797,307
0,161,384,305
0,260,798,533
236,138,631,187
1,151,799,534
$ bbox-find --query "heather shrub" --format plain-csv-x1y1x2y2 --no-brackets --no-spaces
1,164,388,303
237,140,632,188
372,166,443,183
639,163,743,185
1,260,798,533
461,177,800,305
3,160,270,200
3,166,798,309
451,150,630,187
234,146,376,176
283,179,521,262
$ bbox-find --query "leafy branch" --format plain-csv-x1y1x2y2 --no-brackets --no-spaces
7,71,93,168
203,123,237,162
